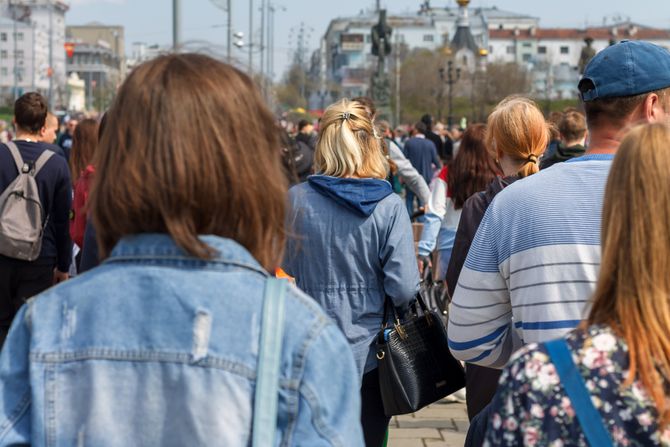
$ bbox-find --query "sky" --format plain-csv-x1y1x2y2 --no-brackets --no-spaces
65,0,670,79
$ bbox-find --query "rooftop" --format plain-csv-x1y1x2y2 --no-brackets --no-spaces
489,23,670,40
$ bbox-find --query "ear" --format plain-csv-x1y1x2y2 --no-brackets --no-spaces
643,93,664,123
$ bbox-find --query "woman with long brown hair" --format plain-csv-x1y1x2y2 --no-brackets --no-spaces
417,123,498,279
69,118,98,251
0,54,363,445
486,123,670,445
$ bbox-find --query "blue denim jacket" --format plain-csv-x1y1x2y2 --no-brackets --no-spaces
0,234,363,446
283,178,420,375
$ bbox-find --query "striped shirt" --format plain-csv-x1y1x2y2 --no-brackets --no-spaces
448,154,614,368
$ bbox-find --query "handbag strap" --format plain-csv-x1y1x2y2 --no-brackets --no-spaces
252,277,287,447
545,338,613,447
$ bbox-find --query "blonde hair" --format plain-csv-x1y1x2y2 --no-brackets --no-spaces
587,123,670,428
485,96,549,178
314,99,388,179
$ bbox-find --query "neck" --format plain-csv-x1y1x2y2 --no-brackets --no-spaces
14,130,40,141
499,155,525,177
585,128,621,155
564,137,586,148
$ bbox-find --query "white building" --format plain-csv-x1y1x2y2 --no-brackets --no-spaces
489,23,670,98
126,42,167,72
0,17,34,99
318,3,670,103
316,3,537,99
0,0,68,106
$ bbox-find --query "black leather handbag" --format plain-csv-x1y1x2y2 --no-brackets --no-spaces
375,290,465,416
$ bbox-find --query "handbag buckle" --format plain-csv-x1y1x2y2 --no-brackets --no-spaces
394,320,407,340
376,351,385,360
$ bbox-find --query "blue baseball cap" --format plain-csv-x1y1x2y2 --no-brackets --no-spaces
579,40,670,101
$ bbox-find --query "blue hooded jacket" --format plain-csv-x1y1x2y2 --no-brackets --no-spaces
283,175,420,375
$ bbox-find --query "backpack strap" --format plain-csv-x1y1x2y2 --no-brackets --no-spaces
545,338,614,447
32,150,54,177
252,277,287,447
4,141,54,176
5,141,25,172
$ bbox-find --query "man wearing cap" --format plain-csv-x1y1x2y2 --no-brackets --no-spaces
447,41,670,436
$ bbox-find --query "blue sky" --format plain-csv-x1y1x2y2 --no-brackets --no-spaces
66,0,670,79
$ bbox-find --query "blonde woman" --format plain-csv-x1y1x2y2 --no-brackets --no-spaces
283,99,420,446
486,123,670,445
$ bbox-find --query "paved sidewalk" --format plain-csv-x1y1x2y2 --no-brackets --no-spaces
388,399,468,447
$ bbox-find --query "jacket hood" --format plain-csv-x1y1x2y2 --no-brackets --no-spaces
307,175,393,217
555,144,586,162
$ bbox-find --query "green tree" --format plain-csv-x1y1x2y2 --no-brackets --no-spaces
275,62,313,110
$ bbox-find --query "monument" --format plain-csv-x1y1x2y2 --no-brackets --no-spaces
578,37,596,74
370,9,392,119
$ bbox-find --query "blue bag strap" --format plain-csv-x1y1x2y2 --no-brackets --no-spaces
545,338,614,447
252,277,287,447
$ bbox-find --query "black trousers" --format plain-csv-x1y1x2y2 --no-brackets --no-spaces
360,368,391,447
465,363,502,420
0,255,54,342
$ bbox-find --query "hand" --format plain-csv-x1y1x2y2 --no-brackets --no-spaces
53,269,69,285
417,255,431,276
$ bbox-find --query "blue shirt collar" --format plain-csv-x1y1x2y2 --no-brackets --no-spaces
564,153,615,163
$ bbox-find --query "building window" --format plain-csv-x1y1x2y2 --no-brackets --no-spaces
1,68,6,76
560,46,569,54
0,33,6,42
522,53,532,62
538,46,547,54
16,32,23,41
14,50,23,59
365,35,371,43
489,45,493,54
506,46,515,54
1,50,7,59
522,42,531,48
423,34,434,42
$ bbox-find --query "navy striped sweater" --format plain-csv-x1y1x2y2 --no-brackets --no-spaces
447,154,613,368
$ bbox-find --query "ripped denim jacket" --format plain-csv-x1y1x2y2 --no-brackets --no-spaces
0,234,363,446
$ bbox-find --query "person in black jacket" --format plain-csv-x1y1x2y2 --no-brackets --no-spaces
421,114,453,160
295,119,316,150
540,110,587,169
0,92,72,343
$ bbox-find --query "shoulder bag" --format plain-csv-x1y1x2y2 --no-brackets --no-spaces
252,278,287,446
375,289,465,416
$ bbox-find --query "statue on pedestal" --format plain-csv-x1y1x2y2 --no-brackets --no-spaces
370,10,392,118
578,37,596,74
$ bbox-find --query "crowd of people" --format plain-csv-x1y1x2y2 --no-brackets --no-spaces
0,39,669,446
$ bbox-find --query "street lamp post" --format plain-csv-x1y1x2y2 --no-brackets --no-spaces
173,0,181,50
226,0,232,61
248,0,253,73
446,60,461,127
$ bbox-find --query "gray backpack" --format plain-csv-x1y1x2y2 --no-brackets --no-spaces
0,141,54,261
